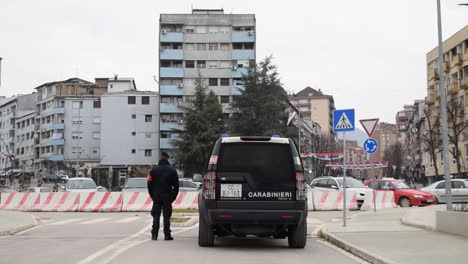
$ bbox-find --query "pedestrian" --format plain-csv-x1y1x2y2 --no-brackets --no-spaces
147,152,179,241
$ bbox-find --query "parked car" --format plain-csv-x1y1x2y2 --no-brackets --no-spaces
310,176,370,207
421,179,468,203
365,179,436,207
25,187,51,193
179,178,201,192
64,177,103,192
122,177,147,192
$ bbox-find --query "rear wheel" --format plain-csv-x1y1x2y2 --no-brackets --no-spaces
198,215,214,247
399,197,411,207
288,218,307,248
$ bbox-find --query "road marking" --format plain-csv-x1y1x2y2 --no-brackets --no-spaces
113,216,140,224
49,218,83,225
316,239,370,264
80,218,112,225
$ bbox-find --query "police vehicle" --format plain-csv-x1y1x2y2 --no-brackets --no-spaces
195,136,307,248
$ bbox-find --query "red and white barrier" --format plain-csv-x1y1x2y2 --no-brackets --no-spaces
311,190,358,211
35,192,80,212
78,192,123,212
122,192,153,212
0,192,40,211
172,192,199,209
360,190,397,211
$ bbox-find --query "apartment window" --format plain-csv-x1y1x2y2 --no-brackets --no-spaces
26,133,30,140
93,100,101,108
145,133,152,139
185,60,195,68
72,101,83,109
93,117,101,124
145,149,152,157
209,78,218,86
93,133,100,139
220,43,230,51
196,43,207,51
161,132,171,138
145,115,152,122
185,28,195,33
72,117,83,124
220,78,230,86
185,43,195,50
131,149,136,154
128,96,136,104
233,43,243,50
132,132,136,136
93,147,99,154
72,132,83,139
132,114,136,119
142,96,150,105
209,43,218,51
197,60,206,68
244,43,254,49
221,96,230,104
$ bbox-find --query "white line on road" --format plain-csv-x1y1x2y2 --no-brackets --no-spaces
80,218,112,225
49,218,83,226
113,217,140,224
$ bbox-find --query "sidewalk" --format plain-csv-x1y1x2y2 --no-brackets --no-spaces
0,210,37,236
320,208,468,264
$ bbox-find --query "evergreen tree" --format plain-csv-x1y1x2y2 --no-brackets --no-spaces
228,56,290,136
172,75,223,177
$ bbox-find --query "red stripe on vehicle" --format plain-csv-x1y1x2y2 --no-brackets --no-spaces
93,192,111,212
123,192,139,211
0,193,15,210
13,193,30,211
79,192,95,211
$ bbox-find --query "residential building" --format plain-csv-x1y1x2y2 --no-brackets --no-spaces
289,87,336,135
426,25,468,179
0,93,36,171
34,78,107,175
396,104,415,144
159,9,256,157
100,90,159,168
370,122,398,177
14,110,36,172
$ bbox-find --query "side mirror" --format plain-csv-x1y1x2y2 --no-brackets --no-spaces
97,186,103,189
331,185,339,190
60,186,65,190
193,174,202,183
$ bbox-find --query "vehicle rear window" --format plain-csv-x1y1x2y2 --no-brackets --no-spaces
217,143,295,185
68,179,96,189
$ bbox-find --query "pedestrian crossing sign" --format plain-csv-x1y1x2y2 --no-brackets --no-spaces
333,109,355,132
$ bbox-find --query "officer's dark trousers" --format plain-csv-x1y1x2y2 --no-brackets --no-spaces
151,199,172,237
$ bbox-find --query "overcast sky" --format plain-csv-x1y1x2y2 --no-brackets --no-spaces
1,0,467,123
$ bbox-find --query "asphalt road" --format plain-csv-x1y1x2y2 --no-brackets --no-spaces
0,211,365,264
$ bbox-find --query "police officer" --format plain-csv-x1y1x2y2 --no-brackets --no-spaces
147,152,179,241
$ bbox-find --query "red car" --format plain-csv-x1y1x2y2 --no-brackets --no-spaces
365,179,436,207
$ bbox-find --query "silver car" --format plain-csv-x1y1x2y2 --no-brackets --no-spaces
179,178,201,192
421,179,468,203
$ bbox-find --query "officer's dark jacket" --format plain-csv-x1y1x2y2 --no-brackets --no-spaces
147,159,179,201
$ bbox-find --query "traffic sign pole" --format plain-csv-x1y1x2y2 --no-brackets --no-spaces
343,132,347,227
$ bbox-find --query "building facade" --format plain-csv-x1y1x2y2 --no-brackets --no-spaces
369,122,398,177
14,110,36,172
100,90,159,167
289,87,336,135
159,9,256,157
426,25,468,179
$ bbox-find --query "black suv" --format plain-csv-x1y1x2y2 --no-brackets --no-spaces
196,136,307,248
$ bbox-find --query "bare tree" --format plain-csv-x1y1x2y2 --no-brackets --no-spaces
420,109,441,177
310,134,340,177
384,142,404,179
446,98,468,178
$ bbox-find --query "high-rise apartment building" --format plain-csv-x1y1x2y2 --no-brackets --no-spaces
158,9,256,157
426,25,468,179
289,87,336,135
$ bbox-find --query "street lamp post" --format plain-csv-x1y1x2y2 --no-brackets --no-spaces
435,0,453,210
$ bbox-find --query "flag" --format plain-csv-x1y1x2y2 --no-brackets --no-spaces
287,106,296,126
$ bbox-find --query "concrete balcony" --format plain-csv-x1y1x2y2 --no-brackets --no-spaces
160,67,184,78
463,49,468,62
52,139,65,145
160,32,183,42
160,85,185,96
160,138,175,149
54,107,65,114
450,82,460,94
451,54,462,67
160,49,184,60
50,154,64,161
53,123,65,130
160,121,183,131
428,95,436,105
160,103,184,113
232,68,248,78
231,86,245,95
232,50,255,60
232,31,255,42
427,69,439,81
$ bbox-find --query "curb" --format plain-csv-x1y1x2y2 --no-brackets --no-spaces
319,225,395,264
0,215,38,236
400,215,435,231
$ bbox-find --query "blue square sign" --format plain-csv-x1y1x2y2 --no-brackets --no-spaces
333,109,355,132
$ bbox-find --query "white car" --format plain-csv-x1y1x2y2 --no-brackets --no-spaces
421,179,468,203
64,177,103,192
310,176,370,206
25,187,51,193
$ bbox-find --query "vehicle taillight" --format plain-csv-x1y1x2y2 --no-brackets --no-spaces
203,171,216,200
296,172,306,200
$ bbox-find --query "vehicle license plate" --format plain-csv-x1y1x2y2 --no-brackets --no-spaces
221,184,242,198
426,199,433,203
